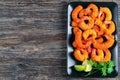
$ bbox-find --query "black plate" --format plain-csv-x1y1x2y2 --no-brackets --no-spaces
67,2,118,78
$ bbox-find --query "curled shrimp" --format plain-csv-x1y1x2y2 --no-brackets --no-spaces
78,16,94,30
73,49,89,62
104,21,115,34
93,34,115,49
71,3,115,63
100,7,112,21
91,49,104,62
72,27,82,48
87,3,98,19
102,49,111,62
71,5,83,20
72,28,80,47
72,27,92,48
79,9,91,18
83,29,97,40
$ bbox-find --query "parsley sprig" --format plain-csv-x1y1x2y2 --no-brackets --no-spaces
85,60,115,76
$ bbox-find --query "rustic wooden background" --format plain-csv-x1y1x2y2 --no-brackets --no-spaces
0,0,119,80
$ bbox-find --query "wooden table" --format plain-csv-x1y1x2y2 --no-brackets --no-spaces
0,0,119,80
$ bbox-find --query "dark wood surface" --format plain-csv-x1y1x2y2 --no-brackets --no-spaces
0,0,119,80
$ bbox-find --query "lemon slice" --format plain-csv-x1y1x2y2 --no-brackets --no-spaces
84,64,92,72
74,60,92,72
74,65,86,71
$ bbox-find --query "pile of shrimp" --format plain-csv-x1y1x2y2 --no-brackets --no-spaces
71,3,115,63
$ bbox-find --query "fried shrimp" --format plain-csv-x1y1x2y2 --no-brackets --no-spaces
73,49,89,61
71,3,115,63
87,3,98,19
72,5,83,20
102,49,111,62
104,21,115,34
100,7,112,21
72,27,92,48
93,34,114,49
83,29,97,40
72,27,82,48
91,49,104,62
78,16,94,30
91,49,111,62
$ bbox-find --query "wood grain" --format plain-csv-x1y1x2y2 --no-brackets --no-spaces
0,0,118,80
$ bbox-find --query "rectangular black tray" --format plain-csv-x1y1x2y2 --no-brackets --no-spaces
67,2,118,78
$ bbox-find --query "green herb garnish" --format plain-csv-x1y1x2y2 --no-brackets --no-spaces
74,60,115,76
86,60,115,76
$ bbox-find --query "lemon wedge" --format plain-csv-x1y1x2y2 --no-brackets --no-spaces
74,60,92,72
84,64,92,72
74,65,86,71
82,60,92,72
